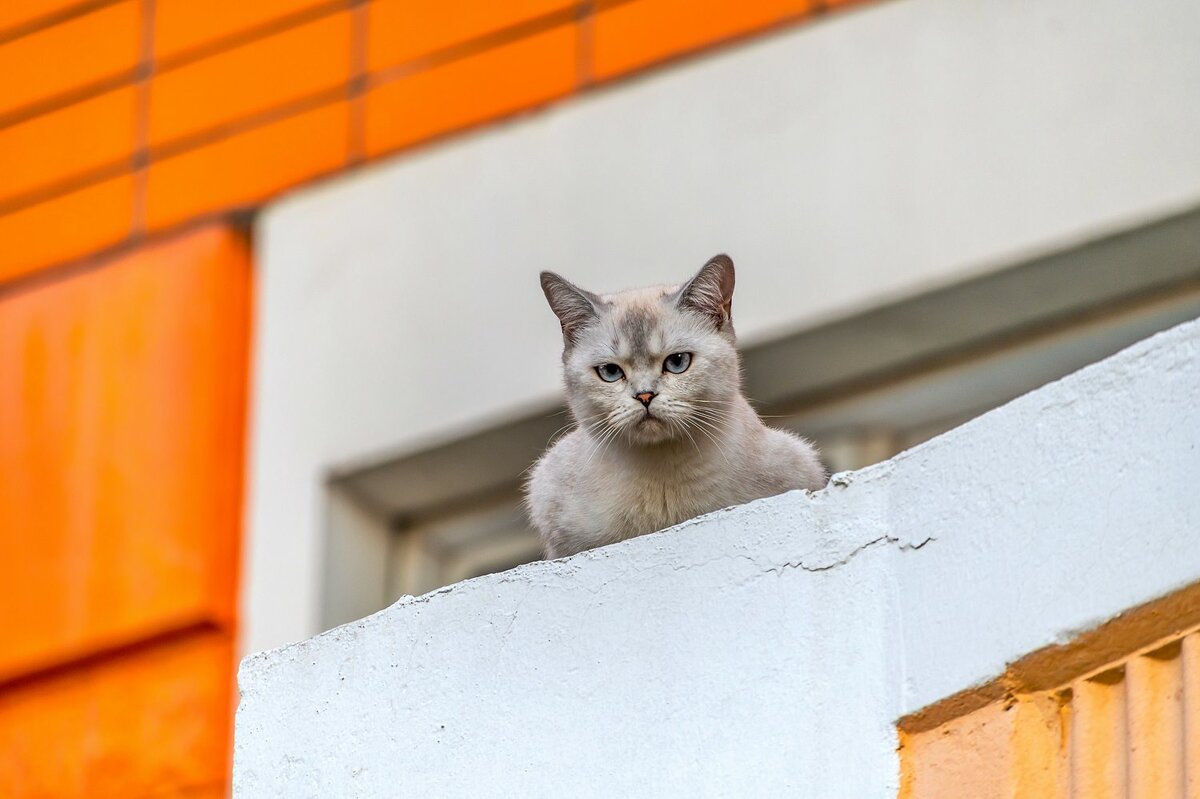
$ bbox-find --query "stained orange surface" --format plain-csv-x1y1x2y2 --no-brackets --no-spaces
154,0,326,61
0,227,251,682
146,101,349,229
148,11,353,147
365,25,576,156
0,175,134,284
367,0,572,70
593,0,812,80
0,631,235,798
0,86,136,205
0,1,140,118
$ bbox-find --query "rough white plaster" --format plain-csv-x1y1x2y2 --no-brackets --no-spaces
245,0,1200,653
236,317,1200,796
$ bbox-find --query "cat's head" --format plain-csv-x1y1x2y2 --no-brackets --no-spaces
540,255,741,447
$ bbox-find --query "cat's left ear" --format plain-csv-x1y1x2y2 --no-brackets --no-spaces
677,254,735,330
540,271,602,346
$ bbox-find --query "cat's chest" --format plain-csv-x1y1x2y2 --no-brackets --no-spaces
590,459,734,535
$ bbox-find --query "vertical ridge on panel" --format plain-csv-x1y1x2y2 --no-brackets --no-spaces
1183,634,1200,799
1012,692,1069,798
1126,642,1185,799
1071,668,1128,799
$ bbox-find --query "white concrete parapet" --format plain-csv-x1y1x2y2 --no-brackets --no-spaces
234,317,1200,797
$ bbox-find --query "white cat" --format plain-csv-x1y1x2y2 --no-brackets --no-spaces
526,255,827,558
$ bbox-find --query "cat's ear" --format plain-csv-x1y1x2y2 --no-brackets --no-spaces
540,271,602,346
677,254,735,329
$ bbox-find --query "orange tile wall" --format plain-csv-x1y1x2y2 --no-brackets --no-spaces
0,0,843,285
0,1,851,794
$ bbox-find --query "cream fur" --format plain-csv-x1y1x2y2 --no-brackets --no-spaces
527,256,827,558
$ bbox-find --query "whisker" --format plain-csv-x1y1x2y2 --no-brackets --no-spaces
685,414,735,470
672,417,703,459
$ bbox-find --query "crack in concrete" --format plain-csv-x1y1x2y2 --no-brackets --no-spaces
766,534,935,576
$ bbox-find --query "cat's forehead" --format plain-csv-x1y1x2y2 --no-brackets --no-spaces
598,286,686,359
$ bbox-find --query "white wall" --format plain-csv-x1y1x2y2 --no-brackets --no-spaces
234,317,1200,797
245,0,1200,653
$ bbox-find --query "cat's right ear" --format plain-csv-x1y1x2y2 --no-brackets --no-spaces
540,271,601,346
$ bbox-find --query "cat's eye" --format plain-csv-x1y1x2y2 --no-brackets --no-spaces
596,363,625,382
663,352,692,374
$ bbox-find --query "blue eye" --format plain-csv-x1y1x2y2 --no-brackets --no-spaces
663,352,692,374
596,363,625,382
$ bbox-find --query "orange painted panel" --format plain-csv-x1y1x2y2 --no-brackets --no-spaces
365,25,575,157
149,11,353,147
0,175,133,283
0,631,234,798
0,2,140,117
0,0,84,33
0,86,136,205
368,0,571,71
0,227,251,681
592,0,812,80
146,101,349,229
154,0,326,61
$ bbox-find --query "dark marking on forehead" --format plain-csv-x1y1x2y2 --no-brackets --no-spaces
615,306,658,360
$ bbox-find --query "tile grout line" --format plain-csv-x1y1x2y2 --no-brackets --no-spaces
0,0,121,47
131,0,155,240
576,0,595,90
347,0,369,165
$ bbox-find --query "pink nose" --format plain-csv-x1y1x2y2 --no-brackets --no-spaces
635,392,656,407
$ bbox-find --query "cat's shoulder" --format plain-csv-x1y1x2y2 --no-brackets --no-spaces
758,425,827,490
529,428,586,485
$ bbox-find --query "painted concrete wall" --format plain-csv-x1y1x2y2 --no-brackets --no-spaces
234,315,1200,796
245,0,1200,655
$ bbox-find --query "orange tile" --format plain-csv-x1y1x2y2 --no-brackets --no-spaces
0,631,234,798
0,227,251,681
0,2,140,118
0,0,85,33
368,0,572,71
149,11,352,147
0,86,137,205
0,175,134,283
365,25,575,157
592,0,812,80
146,102,349,229
154,0,327,61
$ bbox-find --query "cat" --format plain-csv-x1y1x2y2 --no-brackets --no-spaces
526,254,827,559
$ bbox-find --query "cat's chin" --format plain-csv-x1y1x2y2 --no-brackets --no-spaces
623,416,679,446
